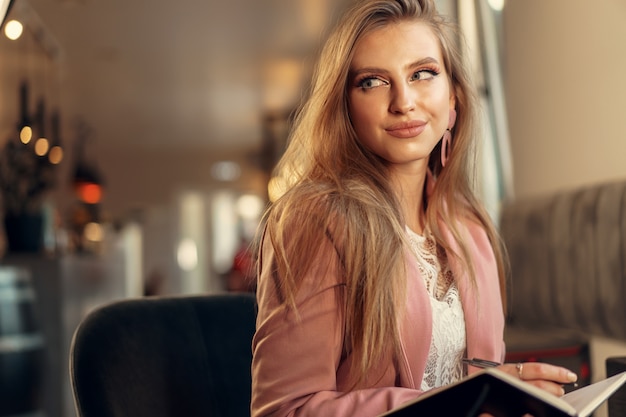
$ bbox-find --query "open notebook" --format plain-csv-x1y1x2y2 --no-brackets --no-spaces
380,368,626,417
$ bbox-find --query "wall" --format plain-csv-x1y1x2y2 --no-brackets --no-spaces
503,0,626,200
91,145,269,221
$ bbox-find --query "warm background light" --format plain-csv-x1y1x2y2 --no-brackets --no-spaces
177,238,198,272
487,0,505,11
76,183,103,204
4,19,22,40
20,126,32,144
48,146,63,164
236,194,264,220
34,137,49,156
84,222,104,242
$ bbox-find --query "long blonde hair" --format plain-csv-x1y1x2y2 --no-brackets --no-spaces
261,0,508,388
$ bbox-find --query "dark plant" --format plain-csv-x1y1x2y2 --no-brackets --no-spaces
0,83,60,217
0,134,57,216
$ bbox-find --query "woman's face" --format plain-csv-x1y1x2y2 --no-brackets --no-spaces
348,20,455,170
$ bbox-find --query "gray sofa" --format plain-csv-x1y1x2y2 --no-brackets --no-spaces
499,179,626,400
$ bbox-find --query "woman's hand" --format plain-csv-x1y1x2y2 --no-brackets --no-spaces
497,362,578,397
478,362,578,417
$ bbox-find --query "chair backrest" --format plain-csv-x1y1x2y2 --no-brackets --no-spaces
69,292,257,417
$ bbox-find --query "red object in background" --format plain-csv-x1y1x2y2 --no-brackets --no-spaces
228,243,256,293
233,246,254,277
75,182,102,204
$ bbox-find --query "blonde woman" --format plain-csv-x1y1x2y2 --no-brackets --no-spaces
251,1,577,416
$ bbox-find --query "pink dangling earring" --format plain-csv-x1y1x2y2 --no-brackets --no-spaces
441,109,457,168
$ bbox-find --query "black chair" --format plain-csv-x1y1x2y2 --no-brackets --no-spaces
69,292,257,417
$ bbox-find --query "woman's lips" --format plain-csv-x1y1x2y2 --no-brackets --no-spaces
385,121,427,138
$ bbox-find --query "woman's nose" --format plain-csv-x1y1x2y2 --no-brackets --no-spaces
389,84,416,114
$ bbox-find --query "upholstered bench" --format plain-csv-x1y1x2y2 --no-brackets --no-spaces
499,180,626,395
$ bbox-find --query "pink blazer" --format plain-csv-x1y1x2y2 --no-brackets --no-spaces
251,219,505,417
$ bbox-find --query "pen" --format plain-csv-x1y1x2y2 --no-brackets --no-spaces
462,358,579,388
462,357,501,368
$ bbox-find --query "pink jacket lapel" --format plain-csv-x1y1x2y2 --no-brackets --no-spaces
397,220,505,388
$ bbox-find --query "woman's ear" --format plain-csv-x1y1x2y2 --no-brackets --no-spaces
449,91,457,113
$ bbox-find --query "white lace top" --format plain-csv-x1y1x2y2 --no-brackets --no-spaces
406,227,466,391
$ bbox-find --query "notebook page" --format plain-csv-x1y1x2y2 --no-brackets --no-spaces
562,371,626,417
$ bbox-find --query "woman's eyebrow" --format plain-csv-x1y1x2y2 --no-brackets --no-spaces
350,56,441,77
349,66,389,78
404,56,440,70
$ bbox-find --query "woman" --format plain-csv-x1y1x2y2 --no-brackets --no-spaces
251,1,578,416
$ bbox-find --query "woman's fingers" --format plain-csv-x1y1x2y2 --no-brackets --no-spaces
523,379,567,396
497,362,578,396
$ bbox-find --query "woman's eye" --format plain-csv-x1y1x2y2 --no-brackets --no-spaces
410,70,438,81
358,77,387,89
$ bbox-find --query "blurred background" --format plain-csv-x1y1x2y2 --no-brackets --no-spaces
1,0,626,416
